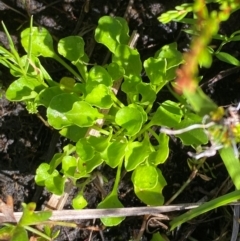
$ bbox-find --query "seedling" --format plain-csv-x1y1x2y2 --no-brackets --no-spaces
3,16,184,225
0,196,56,241
2,1,240,239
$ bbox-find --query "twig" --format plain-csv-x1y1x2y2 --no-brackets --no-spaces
200,66,240,87
3,202,240,223
160,122,215,135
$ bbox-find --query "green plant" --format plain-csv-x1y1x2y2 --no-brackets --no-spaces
0,197,57,241
1,15,187,226
2,0,240,239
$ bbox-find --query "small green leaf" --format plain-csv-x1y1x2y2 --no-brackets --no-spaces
45,172,65,195
155,42,183,68
77,159,88,178
136,82,156,105
19,203,52,226
183,88,218,117
115,105,144,136
121,75,141,102
105,141,128,168
113,44,142,76
58,36,85,61
76,138,95,161
35,163,53,186
95,16,129,53
132,165,158,189
11,226,28,241
148,133,169,165
21,27,55,57
98,193,125,226
62,156,77,177
125,139,152,171
85,153,104,173
107,62,124,80
133,168,166,205
60,125,88,142
87,66,112,88
49,146,76,172
47,93,79,129
219,146,240,190
35,163,65,195
0,226,15,240
72,193,88,209
87,135,110,152
6,76,45,101
67,101,103,127
198,47,212,67
144,57,166,86
59,77,75,92
47,93,103,129
151,100,183,127
215,52,240,66
36,86,64,107
85,84,113,108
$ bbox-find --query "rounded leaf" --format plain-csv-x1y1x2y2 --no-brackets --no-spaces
58,36,85,61
107,62,124,80
6,76,45,101
47,93,79,129
72,193,88,209
85,153,104,173
36,86,64,107
125,140,152,171
76,138,95,161
60,125,88,142
35,163,51,186
87,66,112,88
98,194,125,226
113,44,142,76
132,165,158,190
62,156,77,177
47,93,103,129
151,100,182,127
21,27,55,57
105,141,127,168
85,84,113,108
148,133,169,165
133,168,167,206
115,106,143,136
66,101,103,127
95,16,123,53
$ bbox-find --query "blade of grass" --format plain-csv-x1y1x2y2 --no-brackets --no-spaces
170,190,240,231
219,146,240,190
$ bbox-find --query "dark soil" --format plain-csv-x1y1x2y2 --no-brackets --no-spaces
0,0,240,240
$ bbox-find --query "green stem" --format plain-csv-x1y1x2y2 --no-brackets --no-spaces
53,54,82,80
165,158,206,205
112,159,123,193
145,103,153,114
2,21,26,76
24,226,51,240
148,128,161,144
25,16,33,74
130,122,152,142
111,93,125,108
91,125,110,135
